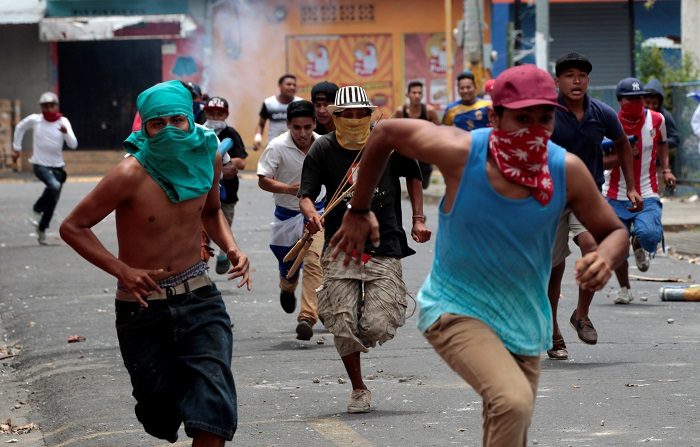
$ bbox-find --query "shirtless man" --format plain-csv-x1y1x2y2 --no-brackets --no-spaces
60,80,250,446
392,81,440,188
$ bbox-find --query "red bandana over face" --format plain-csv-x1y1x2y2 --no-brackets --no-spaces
488,125,553,205
618,100,645,136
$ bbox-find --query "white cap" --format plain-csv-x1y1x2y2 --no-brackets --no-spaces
39,92,59,104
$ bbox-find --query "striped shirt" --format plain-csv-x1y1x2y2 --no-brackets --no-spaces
603,109,666,200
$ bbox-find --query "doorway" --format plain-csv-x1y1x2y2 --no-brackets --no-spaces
58,40,162,149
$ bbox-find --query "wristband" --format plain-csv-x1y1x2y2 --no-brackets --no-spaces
662,168,672,173
412,215,426,223
346,203,370,215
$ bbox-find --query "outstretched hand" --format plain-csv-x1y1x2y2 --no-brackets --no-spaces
329,211,380,266
575,252,613,292
117,266,165,307
227,249,252,290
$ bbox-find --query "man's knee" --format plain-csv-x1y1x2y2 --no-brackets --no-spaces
633,227,662,253
490,386,535,421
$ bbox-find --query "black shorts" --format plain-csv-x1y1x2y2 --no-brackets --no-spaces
115,284,237,442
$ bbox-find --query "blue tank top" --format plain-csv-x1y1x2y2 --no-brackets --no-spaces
417,128,567,356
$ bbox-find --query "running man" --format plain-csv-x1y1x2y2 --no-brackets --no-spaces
60,80,251,446
257,100,324,340
253,73,302,150
330,65,629,445
546,52,642,359
442,71,491,131
299,86,429,414
392,80,440,188
311,81,339,135
12,91,78,245
604,77,676,304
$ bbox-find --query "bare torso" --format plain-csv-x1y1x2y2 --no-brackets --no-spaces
114,157,205,279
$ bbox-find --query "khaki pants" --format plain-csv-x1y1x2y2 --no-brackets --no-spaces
425,314,540,447
280,230,324,324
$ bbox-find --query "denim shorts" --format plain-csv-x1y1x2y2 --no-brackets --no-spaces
607,197,663,253
115,284,237,442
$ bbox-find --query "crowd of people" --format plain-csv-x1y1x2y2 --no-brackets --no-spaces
9,50,679,446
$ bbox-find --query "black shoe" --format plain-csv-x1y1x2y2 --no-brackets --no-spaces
295,319,313,341
280,291,296,314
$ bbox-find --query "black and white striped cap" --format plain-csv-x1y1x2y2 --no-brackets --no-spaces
327,86,377,113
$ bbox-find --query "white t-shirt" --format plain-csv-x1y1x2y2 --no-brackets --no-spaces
257,131,324,210
259,95,303,140
13,114,78,167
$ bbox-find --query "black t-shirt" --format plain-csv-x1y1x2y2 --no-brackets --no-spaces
299,132,420,258
314,122,332,135
219,126,248,203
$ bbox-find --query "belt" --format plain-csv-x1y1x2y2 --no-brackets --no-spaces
115,273,213,302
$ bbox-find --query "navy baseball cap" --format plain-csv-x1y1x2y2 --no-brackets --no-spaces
311,81,339,103
616,77,648,99
555,52,592,76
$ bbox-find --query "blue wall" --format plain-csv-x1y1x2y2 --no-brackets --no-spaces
489,0,680,76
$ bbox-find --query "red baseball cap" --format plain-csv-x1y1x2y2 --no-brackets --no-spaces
492,64,565,110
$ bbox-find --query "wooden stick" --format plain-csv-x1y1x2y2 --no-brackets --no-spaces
283,231,310,263
286,237,313,279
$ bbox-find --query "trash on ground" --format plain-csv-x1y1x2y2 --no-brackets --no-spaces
67,335,86,343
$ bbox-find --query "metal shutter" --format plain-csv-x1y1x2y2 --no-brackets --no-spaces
550,3,632,86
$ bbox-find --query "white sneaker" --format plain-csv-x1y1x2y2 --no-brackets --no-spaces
347,389,371,413
37,230,47,245
632,237,650,272
614,287,634,304
30,211,41,228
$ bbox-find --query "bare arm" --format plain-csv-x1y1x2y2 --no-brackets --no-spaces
613,133,642,210
60,159,164,305
202,152,251,290
426,105,441,125
391,107,403,119
300,196,323,234
405,177,431,243
222,157,246,179
253,117,267,150
566,154,629,291
258,175,299,196
330,120,469,262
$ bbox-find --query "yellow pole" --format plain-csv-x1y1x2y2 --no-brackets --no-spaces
445,0,454,103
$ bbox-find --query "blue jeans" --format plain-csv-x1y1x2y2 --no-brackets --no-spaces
115,283,237,442
607,197,663,253
32,165,67,231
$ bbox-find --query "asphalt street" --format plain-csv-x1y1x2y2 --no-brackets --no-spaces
1,176,699,446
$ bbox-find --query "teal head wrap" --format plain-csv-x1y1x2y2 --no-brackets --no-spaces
124,80,218,203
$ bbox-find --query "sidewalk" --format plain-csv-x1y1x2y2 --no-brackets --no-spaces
420,172,700,257
3,168,700,257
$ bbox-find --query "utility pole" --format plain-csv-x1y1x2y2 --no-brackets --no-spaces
627,0,636,76
445,0,454,102
535,0,549,71
463,0,487,88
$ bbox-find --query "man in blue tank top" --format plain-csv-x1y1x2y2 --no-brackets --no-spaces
328,65,630,446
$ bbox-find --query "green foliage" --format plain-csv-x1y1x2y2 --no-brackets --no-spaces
636,31,700,85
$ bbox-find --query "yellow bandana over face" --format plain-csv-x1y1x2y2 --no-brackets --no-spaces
332,115,371,150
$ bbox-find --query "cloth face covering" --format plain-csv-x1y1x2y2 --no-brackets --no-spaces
205,120,227,134
488,125,554,206
332,115,371,150
124,80,218,203
618,100,645,135
42,111,63,122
